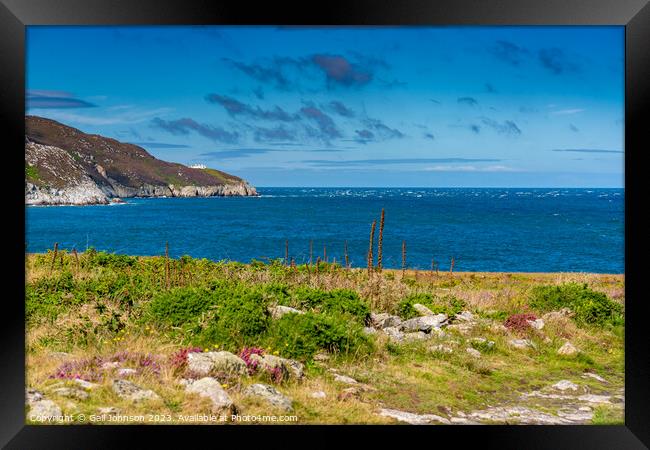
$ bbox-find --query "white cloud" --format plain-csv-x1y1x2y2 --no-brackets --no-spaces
30,107,174,126
550,108,585,115
422,165,517,172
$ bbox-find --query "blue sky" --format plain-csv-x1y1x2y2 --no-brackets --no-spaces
26,26,624,187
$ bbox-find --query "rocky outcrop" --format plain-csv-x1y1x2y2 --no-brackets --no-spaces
25,116,258,206
185,377,236,414
243,383,293,412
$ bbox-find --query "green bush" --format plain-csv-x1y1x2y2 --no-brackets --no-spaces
91,251,137,269
397,293,465,319
201,290,271,347
148,286,217,327
529,283,623,326
292,287,370,322
263,312,374,361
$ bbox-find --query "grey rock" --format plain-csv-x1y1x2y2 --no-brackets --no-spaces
369,312,403,329
112,380,160,402
185,377,235,414
553,380,579,391
466,347,481,358
400,314,448,332
557,341,578,356
268,305,304,319
403,331,429,341
509,339,535,350
117,368,138,377
98,407,121,415
310,391,327,399
187,351,248,377
26,388,44,405
578,394,612,404
73,379,97,390
249,353,304,380
383,326,405,342
582,372,608,383
243,383,293,412
528,318,545,330
51,387,89,400
413,303,435,316
379,408,451,425
455,311,476,322
333,374,358,385
363,326,378,335
28,400,63,420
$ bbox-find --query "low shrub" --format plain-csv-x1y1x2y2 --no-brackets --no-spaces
148,286,216,327
530,283,623,326
504,313,537,332
292,287,370,322
263,312,374,361
91,251,137,269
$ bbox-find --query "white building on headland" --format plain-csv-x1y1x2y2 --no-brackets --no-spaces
190,164,207,169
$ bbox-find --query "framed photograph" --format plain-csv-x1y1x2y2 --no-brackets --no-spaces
2,0,648,447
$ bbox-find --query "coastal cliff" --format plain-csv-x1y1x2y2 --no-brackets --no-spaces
25,116,257,205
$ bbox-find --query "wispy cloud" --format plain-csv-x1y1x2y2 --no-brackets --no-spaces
300,105,341,140
552,148,623,154
128,142,190,149
480,118,522,136
200,148,282,159
327,100,355,117
205,94,299,122
303,157,501,167
27,90,97,109
31,107,173,126
223,52,388,91
152,117,239,144
551,108,585,115
569,124,579,132
423,165,516,172
458,97,478,107
538,48,580,74
489,40,530,66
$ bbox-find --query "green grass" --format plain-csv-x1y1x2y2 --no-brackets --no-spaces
25,251,625,424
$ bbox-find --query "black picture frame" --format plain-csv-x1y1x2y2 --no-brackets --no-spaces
1,0,647,448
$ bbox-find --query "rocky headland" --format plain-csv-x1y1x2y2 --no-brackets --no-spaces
25,116,257,206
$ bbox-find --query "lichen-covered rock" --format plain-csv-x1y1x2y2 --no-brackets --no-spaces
333,374,358,385
400,314,448,332
51,387,89,400
379,408,451,425
383,326,404,342
28,400,63,420
249,353,304,380
112,380,160,402
553,380,579,391
185,377,236,414
187,351,248,377
369,313,402,329
412,303,435,316
557,341,578,356
243,383,293,412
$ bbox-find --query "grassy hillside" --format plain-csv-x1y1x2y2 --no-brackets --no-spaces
25,116,243,190
25,251,624,425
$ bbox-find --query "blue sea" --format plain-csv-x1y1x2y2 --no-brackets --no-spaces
25,188,624,273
